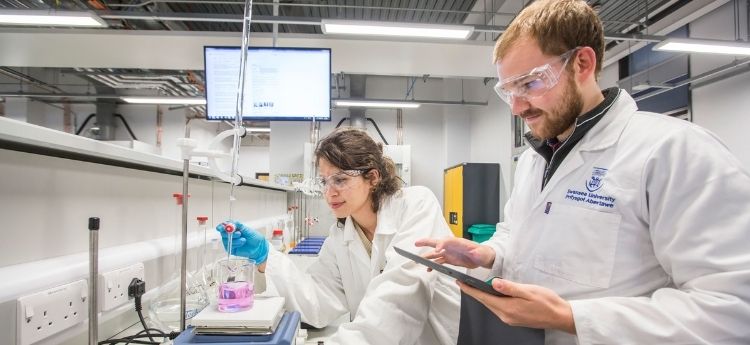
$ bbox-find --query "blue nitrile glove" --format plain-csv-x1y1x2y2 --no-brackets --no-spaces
215,220,269,264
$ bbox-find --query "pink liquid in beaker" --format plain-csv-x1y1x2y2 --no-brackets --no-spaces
217,281,254,312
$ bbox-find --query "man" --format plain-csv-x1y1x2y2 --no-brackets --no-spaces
417,0,750,344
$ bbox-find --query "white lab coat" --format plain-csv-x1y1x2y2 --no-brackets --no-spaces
486,90,750,344
264,186,461,345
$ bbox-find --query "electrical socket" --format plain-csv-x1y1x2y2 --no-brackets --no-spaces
99,262,144,311
16,279,88,345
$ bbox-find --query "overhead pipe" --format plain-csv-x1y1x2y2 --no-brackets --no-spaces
101,0,521,18
0,92,116,99
103,0,652,27
0,67,64,94
348,75,367,129
63,102,74,134
272,0,279,47
79,71,200,97
335,98,488,106
635,57,750,101
0,92,488,107
396,108,403,145
157,105,163,148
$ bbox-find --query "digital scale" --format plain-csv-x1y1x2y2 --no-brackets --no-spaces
173,297,301,345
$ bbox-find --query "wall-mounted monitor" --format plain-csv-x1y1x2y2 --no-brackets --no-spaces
204,46,331,121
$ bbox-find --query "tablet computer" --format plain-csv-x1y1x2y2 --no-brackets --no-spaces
394,246,506,297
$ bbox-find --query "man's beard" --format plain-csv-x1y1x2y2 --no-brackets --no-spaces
523,75,583,140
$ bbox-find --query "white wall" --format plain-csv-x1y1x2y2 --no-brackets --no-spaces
465,80,512,219
362,76,448,207
688,1,750,169
443,79,472,168
239,145,271,179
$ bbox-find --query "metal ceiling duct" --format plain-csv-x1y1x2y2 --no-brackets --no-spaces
348,74,366,129
93,84,117,141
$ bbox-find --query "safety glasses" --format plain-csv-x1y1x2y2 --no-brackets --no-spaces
493,47,581,105
316,169,367,193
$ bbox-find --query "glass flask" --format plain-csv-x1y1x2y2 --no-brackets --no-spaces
196,216,213,287
216,258,255,312
148,193,209,331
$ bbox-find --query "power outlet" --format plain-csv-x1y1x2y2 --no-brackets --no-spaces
16,279,88,345
100,262,145,311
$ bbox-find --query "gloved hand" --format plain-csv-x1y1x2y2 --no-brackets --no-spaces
215,220,269,264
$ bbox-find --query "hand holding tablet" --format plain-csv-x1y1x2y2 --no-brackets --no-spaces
394,246,507,297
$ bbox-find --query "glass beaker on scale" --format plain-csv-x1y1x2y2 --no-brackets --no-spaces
216,258,255,312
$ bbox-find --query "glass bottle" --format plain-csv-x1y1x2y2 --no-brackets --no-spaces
271,229,285,252
196,216,210,286
148,193,209,331
197,215,221,302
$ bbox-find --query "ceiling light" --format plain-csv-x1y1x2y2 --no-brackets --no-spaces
653,38,750,56
631,83,671,92
0,9,107,27
335,100,421,109
121,97,206,105
322,20,472,40
248,127,271,133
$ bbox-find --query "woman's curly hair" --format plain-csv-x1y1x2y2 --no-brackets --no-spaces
315,128,403,225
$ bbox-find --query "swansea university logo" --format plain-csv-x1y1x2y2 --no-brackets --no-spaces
586,167,608,192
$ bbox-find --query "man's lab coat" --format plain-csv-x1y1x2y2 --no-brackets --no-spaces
486,90,750,344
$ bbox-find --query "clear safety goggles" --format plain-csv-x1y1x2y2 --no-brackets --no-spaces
316,169,367,193
493,47,581,105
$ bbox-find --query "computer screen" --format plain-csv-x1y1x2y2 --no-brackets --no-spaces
204,46,331,121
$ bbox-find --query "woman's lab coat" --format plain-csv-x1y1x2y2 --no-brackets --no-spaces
486,89,750,344
264,186,461,345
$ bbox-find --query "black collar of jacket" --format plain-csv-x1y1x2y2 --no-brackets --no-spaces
524,87,620,163
524,87,620,190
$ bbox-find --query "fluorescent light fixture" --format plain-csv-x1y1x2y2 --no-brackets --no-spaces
631,83,671,92
0,9,107,27
322,19,472,40
121,97,206,105
248,127,271,133
653,38,750,56
335,100,421,109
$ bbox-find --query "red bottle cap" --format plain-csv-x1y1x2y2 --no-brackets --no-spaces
197,216,208,224
273,229,283,236
172,193,191,205
223,222,235,233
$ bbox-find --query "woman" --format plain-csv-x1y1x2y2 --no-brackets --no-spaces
217,128,460,345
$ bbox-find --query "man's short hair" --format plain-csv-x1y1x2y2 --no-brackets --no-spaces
494,0,605,79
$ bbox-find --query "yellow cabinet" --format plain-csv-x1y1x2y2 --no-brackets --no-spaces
443,163,500,239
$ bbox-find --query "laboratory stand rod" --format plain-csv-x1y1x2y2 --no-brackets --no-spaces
88,217,100,345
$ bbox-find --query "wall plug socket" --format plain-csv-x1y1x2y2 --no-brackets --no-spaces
100,262,145,312
16,279,88,345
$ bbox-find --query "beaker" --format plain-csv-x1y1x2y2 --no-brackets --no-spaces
216,258,255,312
